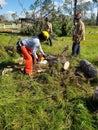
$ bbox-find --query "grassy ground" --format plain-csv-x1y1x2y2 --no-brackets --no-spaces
0,26,98,130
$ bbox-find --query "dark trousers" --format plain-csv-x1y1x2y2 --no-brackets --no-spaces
49,37,52,46
71,42,80,55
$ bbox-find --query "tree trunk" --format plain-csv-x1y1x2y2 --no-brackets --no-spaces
96,9,98,26
74,0,77,25
80,59,98,78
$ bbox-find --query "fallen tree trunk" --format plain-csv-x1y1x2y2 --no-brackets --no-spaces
93,87,98,103
80,59,98,78
0,30,20,34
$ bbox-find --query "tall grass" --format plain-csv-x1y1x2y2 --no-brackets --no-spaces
0,26,98,130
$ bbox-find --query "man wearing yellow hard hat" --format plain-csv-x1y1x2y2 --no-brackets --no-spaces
17,31,49,75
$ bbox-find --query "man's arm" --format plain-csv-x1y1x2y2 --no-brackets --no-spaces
38,45,45,56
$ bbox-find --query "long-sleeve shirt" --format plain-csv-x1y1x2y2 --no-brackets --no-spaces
20,36,45,59
73,20,85,42
45,21,52,34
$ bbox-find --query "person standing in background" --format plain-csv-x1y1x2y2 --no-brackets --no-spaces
71,12,85,56
44,17,53,46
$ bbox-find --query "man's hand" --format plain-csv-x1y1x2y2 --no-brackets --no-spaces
43,54,48,59
33,58,37,64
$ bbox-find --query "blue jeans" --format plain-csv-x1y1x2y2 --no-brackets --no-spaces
71,42,80,55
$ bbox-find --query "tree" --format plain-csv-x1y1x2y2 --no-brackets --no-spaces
29,0,56,34
96,9,98,25
0,15,6,22
77,1,90,18
73,0,77,25
30,0,53,18
11,12,18,21
63,0,73,16
93,0,98,2
0,4,2,9
42,0,54,17
92,0,98,25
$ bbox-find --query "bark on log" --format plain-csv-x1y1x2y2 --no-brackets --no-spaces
46,55,70,70
80,59,98,78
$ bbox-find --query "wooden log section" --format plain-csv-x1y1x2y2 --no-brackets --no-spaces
46,55,70,70
60,59,70,70
80,59,98,78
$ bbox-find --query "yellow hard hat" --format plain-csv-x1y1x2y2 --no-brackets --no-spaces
42,31,49,40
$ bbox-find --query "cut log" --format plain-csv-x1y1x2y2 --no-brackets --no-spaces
60,60,70,70
80,59,98,78
46,55,70,70
63,61,70,70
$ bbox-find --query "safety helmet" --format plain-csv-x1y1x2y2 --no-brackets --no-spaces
42,31,49,40
76,12,82,19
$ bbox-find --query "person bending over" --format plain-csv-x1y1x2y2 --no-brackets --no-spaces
17,31,49,75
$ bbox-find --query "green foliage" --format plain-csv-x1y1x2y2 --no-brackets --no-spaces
61,17,73,36
20,23,35,35
51,15,73,37
0,26,98,129
71,103,94,130
20,15,73,37
20,19,44,36
34,73,54,84
55,58,62,72
0,49,8,61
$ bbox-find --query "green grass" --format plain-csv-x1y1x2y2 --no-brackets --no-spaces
86,26,98,33
0,26,98,130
